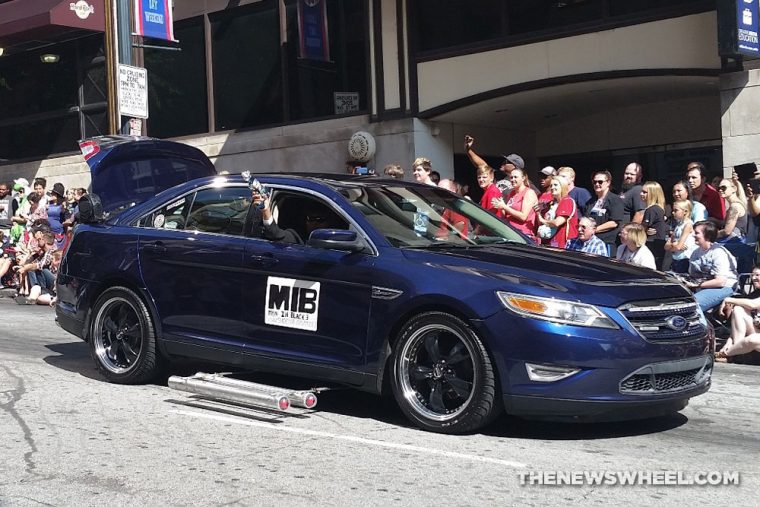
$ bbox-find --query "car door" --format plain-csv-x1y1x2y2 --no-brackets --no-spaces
137,184,252,347
241,188,375,368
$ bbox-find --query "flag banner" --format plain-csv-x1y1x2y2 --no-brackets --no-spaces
134,0,177,42
297,0,330,61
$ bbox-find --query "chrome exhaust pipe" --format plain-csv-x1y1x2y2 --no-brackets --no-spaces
187,373,319,410
168,374,291,412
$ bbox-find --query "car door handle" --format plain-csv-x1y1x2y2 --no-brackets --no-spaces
141,242,167,254
249,253,278,266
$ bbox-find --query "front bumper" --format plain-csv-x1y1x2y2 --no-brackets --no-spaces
473,307,713,421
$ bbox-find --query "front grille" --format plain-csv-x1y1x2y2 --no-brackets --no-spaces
622,368,703,393
619,298,706,342
619,358,712,395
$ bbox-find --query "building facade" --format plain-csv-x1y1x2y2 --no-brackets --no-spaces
1,0,759,195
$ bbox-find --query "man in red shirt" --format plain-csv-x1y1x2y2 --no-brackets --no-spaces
687,162,725,222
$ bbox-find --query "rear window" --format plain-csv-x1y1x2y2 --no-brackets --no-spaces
92,157,213,211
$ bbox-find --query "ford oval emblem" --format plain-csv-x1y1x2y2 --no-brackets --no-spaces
666,316,688,331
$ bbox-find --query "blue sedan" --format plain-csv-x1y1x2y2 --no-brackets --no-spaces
56,137,712,434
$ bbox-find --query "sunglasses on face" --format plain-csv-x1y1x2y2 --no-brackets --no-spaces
593,180,606,185
718,185,730,191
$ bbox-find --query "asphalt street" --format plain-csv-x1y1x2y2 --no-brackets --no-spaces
0,296,757,506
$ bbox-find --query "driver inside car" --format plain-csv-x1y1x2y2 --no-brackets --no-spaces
252,190,341,244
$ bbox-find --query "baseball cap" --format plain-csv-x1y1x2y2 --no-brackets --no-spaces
540,166,556,177
502,153,524,170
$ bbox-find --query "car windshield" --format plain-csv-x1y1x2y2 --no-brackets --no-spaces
340,185,530,247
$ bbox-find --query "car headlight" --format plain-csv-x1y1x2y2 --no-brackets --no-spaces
497,291,619,329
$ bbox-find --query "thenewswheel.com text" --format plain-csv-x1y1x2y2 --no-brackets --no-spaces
518,471,740,486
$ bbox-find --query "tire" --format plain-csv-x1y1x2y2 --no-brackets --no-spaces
390,311,499,434
89,286,161,384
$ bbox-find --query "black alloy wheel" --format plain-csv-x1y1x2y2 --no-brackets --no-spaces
390,311,499,434
90,286,160,384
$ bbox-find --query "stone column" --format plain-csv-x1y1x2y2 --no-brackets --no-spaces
721,68,760,173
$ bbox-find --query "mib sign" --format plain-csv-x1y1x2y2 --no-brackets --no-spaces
265,277,321,331
118,65,149,119
719,0,759,57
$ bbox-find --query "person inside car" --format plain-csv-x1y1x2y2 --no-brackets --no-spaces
252,191,341,244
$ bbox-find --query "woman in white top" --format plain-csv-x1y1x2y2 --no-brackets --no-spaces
664,199,697,273
616,222,656,270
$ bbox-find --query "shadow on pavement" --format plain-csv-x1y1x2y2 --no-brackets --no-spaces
483,412,688,440
43,341,104,381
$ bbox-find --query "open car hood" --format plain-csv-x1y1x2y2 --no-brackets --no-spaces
79,135,216,213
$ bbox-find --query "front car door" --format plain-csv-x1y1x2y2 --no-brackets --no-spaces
241,186,376,369
137,184,252,348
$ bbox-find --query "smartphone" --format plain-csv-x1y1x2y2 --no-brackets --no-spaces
355,166,370,175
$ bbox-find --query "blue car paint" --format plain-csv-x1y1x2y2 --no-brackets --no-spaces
57,141,712,423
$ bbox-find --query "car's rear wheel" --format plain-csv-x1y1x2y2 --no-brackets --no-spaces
89,287,161,384
390,312,499,434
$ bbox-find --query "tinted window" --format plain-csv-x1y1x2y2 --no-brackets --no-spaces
414,0,503,52
609,0,695,17
284,0,369,120
92,158,215,212
211,2,283,130
145,17,208,138
139,196,190,230
186,187,252,236
507,0,604,35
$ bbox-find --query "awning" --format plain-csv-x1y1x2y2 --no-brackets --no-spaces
0,0,105,52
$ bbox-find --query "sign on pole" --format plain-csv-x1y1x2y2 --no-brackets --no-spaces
134,0,177,41
718,0,760,58
737,0,759,56
118,64,149,119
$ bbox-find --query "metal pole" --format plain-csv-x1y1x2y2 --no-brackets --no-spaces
104,0,119,134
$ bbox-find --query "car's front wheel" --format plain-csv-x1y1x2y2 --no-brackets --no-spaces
390,312,499,434
89,287,161,384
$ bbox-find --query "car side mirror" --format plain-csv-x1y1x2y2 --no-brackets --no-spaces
307,229,364,252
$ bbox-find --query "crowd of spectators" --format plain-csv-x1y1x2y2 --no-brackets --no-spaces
0,177,86,305
379,135,760,362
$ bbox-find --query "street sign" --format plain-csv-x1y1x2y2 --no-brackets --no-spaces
334,92,360,115
118,64,149,119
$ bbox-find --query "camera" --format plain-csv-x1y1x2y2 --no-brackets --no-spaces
749,178,760,196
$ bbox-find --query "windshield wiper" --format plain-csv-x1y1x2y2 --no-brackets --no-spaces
400,242,473,249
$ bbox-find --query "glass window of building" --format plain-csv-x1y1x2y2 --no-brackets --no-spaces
608,0,696,17
506,0,604,35
414,0,503,52
211,2,283,131
0,35,105,161
284,0,369,121
145,17,208,139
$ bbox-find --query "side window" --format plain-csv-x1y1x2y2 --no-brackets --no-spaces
185,186,252,235
268,191,349,243
138,196,189,230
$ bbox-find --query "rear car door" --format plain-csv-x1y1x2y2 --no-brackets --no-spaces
137,184,252,348
241,188,375,368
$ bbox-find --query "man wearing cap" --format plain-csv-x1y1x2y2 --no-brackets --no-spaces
536,166,555,208
464,135,530,196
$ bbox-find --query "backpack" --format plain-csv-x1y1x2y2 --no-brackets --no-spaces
78,193,104,224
